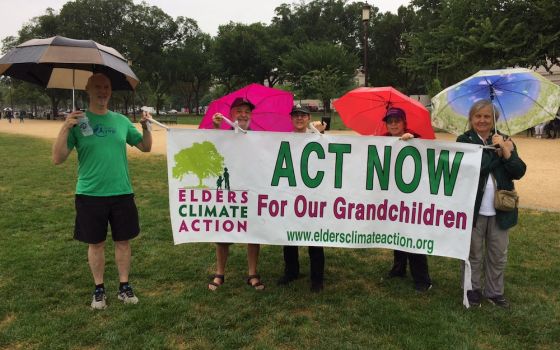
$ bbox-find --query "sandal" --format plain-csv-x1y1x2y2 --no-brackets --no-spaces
247,274,265,291
208,274,224,291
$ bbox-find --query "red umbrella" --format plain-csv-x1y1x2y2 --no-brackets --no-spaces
199,83,293,132
334,86,435,139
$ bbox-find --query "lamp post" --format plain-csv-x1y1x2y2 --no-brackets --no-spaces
9,78,14,115
362,2,371,87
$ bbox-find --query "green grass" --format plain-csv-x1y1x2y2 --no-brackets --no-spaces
0,133,559,349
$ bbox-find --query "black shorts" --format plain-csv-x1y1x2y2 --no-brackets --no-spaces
74,194,140,244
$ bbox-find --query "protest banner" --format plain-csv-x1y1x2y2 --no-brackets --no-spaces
167,129,482,263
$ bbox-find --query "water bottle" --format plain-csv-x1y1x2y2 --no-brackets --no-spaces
77,115,93,136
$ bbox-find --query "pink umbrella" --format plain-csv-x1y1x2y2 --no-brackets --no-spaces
199,83,294,132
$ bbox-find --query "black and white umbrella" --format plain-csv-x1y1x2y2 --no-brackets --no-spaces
0,35,139,107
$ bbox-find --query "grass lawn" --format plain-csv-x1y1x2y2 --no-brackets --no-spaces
0,133,559,349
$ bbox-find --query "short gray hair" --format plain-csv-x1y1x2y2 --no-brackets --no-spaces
468,99,499,120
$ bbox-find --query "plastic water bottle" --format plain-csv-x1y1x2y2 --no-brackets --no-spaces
78,115,93,136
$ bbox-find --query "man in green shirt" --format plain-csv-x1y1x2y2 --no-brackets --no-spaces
52,73,152,309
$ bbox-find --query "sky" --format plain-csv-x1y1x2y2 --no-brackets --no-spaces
0,0,410,42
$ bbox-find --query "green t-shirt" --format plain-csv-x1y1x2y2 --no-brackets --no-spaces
67,110,143,196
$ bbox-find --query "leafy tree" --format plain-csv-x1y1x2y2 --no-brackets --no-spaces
168,17,213,113
122,3,177,115
213,23,289,90
271,0,363,53
281,42,357,112
9,7,61,46
368,7,417,92
173,142,225,188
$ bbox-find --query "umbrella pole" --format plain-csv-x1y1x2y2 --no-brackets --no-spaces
490,87,497,135
72,69,76,111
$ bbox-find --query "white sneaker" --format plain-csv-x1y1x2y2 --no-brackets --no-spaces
91,288,107,310
117,284,139,304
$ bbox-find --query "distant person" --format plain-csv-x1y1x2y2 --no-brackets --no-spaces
52,73,153,309
277,106,327,292
207,97,264,291
534,122,546,138
7,111,13,123
457,99,526,308
18,111,24,123
382,107,433,292
545,114,560,139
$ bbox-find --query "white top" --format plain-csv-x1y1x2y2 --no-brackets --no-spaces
479,175,496,216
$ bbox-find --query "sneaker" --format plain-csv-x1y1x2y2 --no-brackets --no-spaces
117,284,139,304
488,295,509,308
415,283,433,292
467,289,482,307
91,287,107,310
277,274,298,286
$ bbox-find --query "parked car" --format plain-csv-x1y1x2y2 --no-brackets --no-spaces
168,109,178,114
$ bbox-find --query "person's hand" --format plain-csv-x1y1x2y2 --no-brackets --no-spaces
212,113,224,129
491,134,506,148
400,132,415,141
311,121,326,133
64,110,83,130
140,111,152,130
503,139,514,152
492,134,514,158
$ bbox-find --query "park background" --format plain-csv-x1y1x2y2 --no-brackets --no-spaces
1,0,560,349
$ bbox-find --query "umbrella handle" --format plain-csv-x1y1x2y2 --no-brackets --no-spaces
147,118,168,130
222,115,247,133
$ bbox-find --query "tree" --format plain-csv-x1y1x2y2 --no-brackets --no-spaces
212,23,290,90
271,0,363,53
172,142,225,188
168,17,213,114
281,42,357,112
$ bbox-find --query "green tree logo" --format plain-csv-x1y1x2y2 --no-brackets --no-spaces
172,141,225,188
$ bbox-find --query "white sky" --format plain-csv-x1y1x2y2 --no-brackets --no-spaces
0,0,410,42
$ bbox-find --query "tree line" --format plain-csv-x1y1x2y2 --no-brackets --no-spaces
1,0,559,118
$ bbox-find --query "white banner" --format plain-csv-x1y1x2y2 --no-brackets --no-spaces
167,129,482,261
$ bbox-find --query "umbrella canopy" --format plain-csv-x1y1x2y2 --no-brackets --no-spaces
333,86,435,139
199,83,293,132
0,36,138,91
431,68,560,135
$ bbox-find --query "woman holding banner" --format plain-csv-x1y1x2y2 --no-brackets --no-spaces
382,107,433,292
457,99,526,308
207,97,265,291
277,106,327,292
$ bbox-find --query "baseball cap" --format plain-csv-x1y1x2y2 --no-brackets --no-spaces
290,106,311,115
382,107,406,122
230,97,255,110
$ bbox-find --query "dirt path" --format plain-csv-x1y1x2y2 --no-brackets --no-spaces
2,118,558,212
